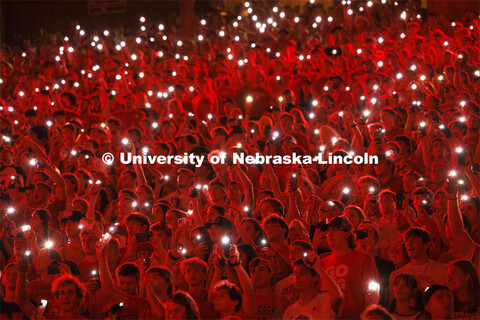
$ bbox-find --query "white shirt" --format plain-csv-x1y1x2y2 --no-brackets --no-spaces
283,293,335,320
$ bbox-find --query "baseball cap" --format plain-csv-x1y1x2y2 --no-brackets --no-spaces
205,216,233,231
61,211,86,223
320,216,353,232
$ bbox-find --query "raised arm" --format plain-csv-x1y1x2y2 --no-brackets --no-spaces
445,179,476,257
228,244,255,317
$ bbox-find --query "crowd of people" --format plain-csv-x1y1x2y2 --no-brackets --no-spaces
0,0,479,319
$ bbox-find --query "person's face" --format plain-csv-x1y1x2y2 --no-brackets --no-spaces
80,233,98,255
136,186,149,203
65,220,81,237
2,266,18,289
126,220,145,236
166,301,187,320
56,283,81,312
117,275,138,296
241,221,259,243
393,278,416,302
183,264,207,287
289,222,307,243
434,192,447,211
404,235,429,259
460,202,477,226
35,249,53,273
344,208,361,229
431,141,446,158
379,194,396,215
260,202,276,219
30,212,43,229
289,244,307,263
425,289,453,319
264,221,284,241
143,272,169,297
293,264,317,291
118,199,133,217
177,172,193,189
227,184,243,201
208,184,226,202
403,175,417,194
121,173,136,189
214,288,237,313
250,264,272,289
389,244,409,268
166,212,179,230
431,165,447,184
326,228,350,249
381,111,395,125
279,117,293,133
34,186,50,204
446,265,470,292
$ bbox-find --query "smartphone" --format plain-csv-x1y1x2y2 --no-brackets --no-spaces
456,147,467,166
38,300,48,317
290,170,299,189
135,232,151,243
221,236,231,258
422,198,434,215
260,238,269,248
90,270,101,287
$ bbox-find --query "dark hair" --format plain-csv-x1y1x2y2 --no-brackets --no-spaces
241,218,265,245
361,305,394,320
291,240,313,252
214,280,242,312
33,209,52,240
145,266,174,297
260,197,285,217
405,227,431,243
262,214,289,239
116,262,140,280
151,222,172,238
449,259,480,313
125,212,150,230
169,291,200,319
389,274,424,313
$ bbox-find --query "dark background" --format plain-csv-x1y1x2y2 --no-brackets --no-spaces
0,0,478,48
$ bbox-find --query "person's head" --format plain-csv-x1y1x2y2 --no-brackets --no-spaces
288,219,309,243
120,170,137,189
118,197,135,218
344,206,365,230
30,209,51,234
151,222,173,249
35,247,61,274
144,266,175,299
61,211,85,238
34,183,52,205
165,291,200,320
240,218,264,245
213,280,242,314
176,168,195,190
136,184,153,203
412,187,433,216
181,258,208,288
125,212,150,236
357,220,380,253
460,196,480,229
360,304,394,320
52,275,86,313
293,259,319,291
289,240,313,263
325,216,356,250
404,227,431,260
378,190,396,215
391,274,422,310
259,197,285,219
424,285,454,319
116,262,140,296
262,214,289,242
446,259,479,310
1,263,18,291
249,258,273,289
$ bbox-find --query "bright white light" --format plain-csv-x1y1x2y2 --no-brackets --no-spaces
140,16,145,23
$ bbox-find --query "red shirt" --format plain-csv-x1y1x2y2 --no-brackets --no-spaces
321,250,379,320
